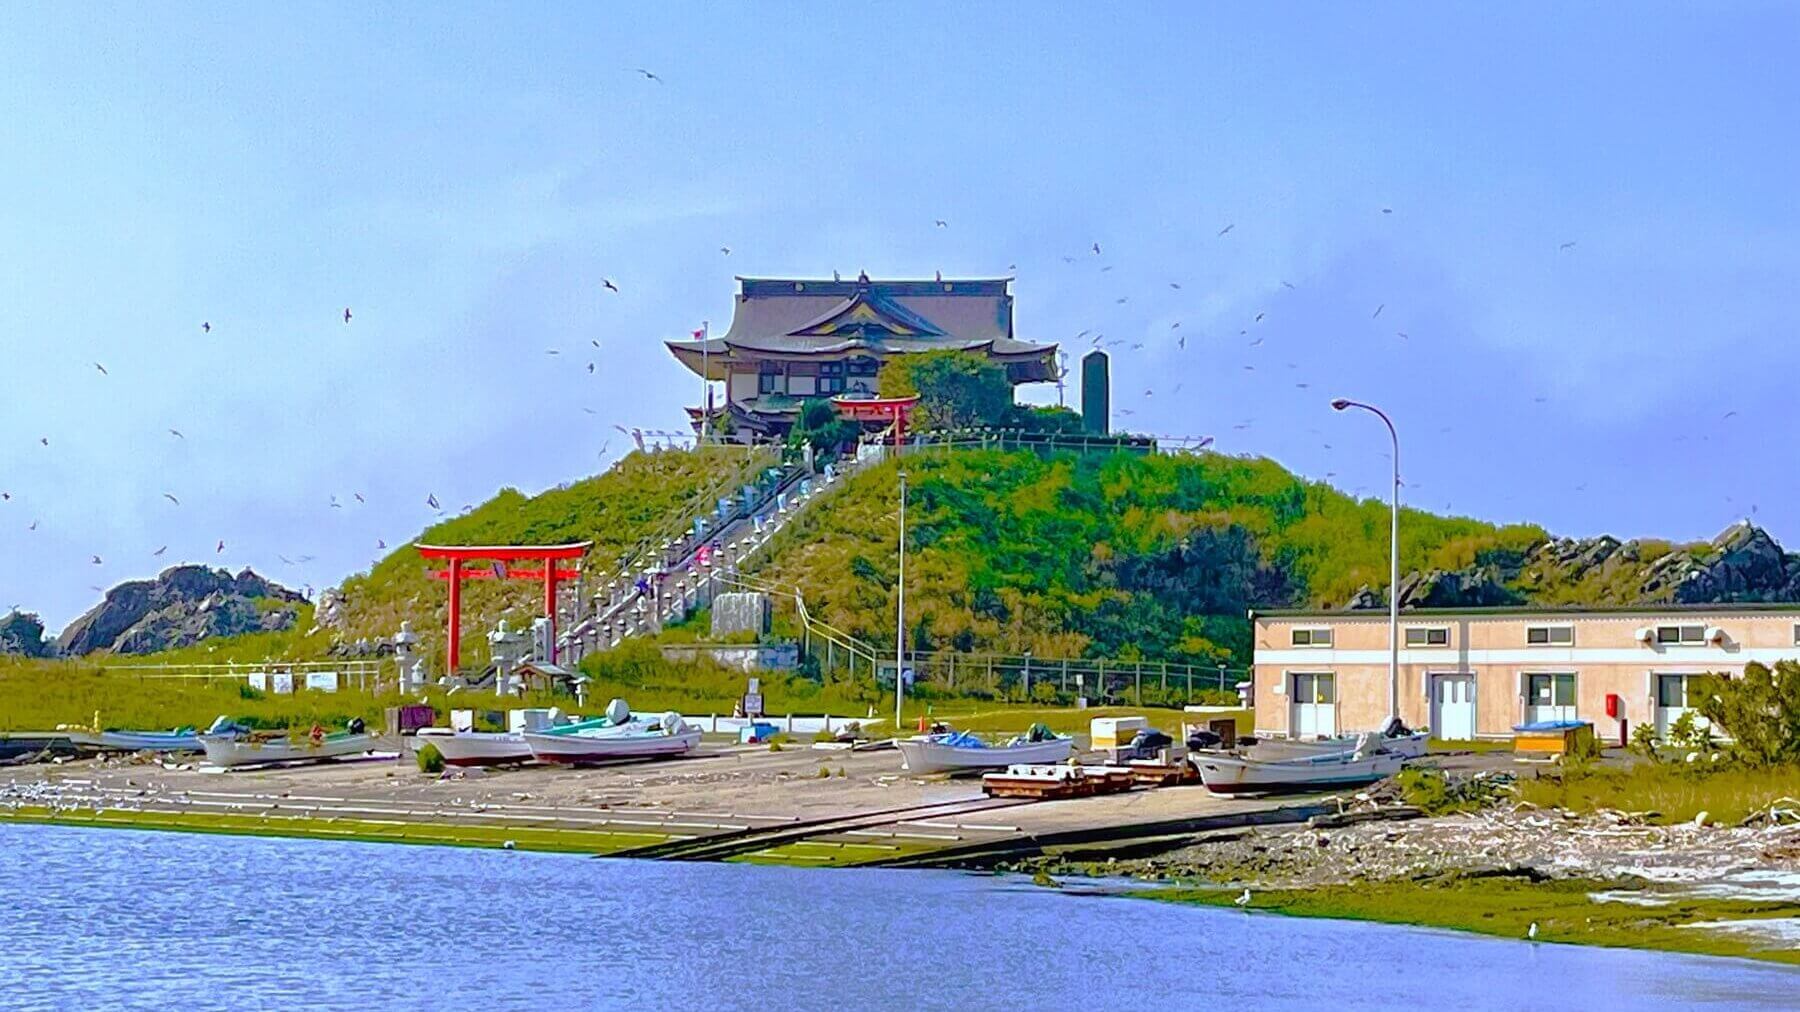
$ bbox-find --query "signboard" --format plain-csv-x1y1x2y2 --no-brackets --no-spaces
271,672,295,695
305,671,340,693
247,672,268,691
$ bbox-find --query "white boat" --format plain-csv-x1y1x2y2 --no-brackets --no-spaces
61,728,203,753
199,728,380,768
414,728,532,767
522,712,700,764
1190,735,1404,795
896,731,1074,774
1264,730,1430,759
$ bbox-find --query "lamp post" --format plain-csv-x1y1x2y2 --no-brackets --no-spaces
895,469,908,732
1331,398,1401,724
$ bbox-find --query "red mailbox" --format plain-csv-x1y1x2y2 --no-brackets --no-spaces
1604,693,1621,719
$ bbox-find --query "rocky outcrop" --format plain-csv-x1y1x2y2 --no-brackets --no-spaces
1349,522,1800,611
0,610,53,658
56,566,305,656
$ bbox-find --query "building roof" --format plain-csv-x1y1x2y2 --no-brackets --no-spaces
667,275,1055,379
1250,602,1800,621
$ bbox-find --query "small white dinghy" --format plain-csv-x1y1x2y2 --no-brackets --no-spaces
200,720,380,769
414,728,532,767
1190,733,1403,795
896,727,1074,775
522,711,700,765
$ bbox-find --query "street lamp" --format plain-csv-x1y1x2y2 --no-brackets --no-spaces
895,469,908,733
1331,397,1401,725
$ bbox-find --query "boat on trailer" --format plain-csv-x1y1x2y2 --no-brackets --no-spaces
896,728,1074,775
1190,734,1404,795
522,712,700,764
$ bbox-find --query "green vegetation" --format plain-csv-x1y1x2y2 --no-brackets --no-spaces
0,806,667,856
333,446,772,666
1514,761,1800,825
1394,768,1511,815
1145,873,1800,965
878,349,1015,430
0,659,566,732
1695,661,1800,765
757,448,1546,666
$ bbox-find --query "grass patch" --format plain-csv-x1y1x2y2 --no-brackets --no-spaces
1514,761,1800,825
1145,873,1800,965
0,663,572,733
0,805,668,855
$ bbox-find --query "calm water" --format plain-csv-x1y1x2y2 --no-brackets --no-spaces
2,824,1795,1011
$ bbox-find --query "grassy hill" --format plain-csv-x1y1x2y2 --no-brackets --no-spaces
753,447,1547,665
327,445,774,663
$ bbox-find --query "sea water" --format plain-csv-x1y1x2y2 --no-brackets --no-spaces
1,823,1794,1011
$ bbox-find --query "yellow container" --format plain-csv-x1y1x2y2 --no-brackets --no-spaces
1513,722,1595,756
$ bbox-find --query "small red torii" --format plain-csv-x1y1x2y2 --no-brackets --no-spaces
830,394,919,454
417,542,591,674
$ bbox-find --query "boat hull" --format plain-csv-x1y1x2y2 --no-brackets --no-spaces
1190,749,1404,795
896,736,1073,774
199,732,380,768
415,729,531,767
521,727,701,764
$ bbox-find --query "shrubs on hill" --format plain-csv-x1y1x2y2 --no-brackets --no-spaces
1694,661,1800,766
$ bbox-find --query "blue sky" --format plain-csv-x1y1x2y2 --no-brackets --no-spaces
3,3,1797,630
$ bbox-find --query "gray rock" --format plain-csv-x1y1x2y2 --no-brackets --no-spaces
56,565,304,656
0,610,53,658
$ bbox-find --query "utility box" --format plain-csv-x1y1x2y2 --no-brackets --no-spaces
1090,715,1148,750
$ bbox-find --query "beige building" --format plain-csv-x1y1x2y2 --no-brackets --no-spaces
1250,605,1800,741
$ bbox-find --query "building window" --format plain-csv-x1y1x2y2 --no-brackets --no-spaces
1291,628,1333,648
1526,625,1574,646
1405,627,1449,647
1525,672,1577,722
1656,674,1694,710
1793,623,1800,646
758,364,782,395
847,356,880,377
1655,625,1706,645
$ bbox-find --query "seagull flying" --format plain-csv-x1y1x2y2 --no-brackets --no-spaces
94,362,108,375
168,428,184,439
343,307,352,323
216,540,225,554
1091,242,1101,255
602,278,619,293
162,493,180,506
634,68,661,82
353,492,365,503
201,321,211,333
719,246,731,255
427,493,441,510
1559,242,1577,251
91,554,102,565
1372,304,1384,319
934,219,948,228
153,545,166,556
1217,224,1234,236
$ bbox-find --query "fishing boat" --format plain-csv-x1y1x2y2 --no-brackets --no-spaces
1189,734,1404,795
522,711,700,764
62,728,204,753
895,727,1074,775
1263,729,1430,759
414,728,532,767
0,733,75,763
199,720,380,769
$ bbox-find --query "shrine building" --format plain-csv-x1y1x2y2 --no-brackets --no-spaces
665,274,1058,438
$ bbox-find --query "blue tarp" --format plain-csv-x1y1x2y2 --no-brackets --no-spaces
1512,720,1591,732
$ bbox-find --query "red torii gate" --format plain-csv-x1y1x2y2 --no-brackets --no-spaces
418,542,591,674
830,394,919,454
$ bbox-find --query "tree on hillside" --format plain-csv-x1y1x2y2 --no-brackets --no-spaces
1694,660,1800,766
878,350,1013,430
787,398,863,461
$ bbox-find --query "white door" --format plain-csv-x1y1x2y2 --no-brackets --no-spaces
1654,674,1712,738
1525,673,1577,724
1432,674,1476,740
1290,672,1337,739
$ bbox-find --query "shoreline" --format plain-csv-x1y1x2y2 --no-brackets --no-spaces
8,808,1799,969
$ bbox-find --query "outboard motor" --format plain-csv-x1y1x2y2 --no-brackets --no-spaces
1186,729,1223,751
346,717,366,735
605,698,632,726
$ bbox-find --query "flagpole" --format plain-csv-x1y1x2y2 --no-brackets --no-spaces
700,320,710,446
